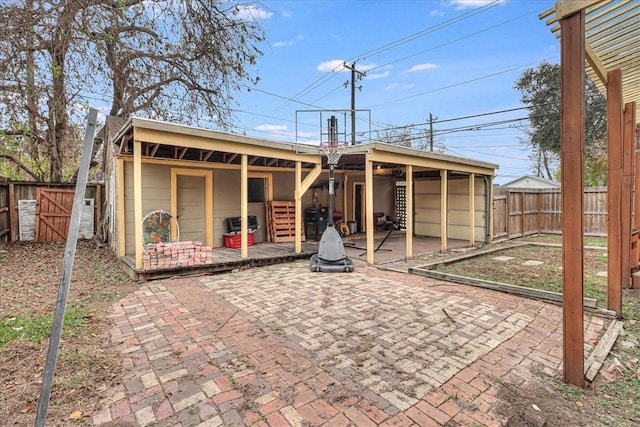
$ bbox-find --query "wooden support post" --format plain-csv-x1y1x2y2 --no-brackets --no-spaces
622,102,636,288
133,139,143,270
366,158,374,265
8,182,15,241
469,173,475,246
241,154,248,258
343,174,348,223
488,176,494,244
607,68,624,317
440,170,448,252
635,123,640,232
295,161,302,253
406,165,413,258
560,10,585,387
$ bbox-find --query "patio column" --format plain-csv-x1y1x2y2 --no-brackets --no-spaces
488,175,494,244
241,154,248,258
405,165,413,258
607,68,623,317
560,9,585,387
343,173,349,223
469,173,475,246
440,169,448,253
622,101,637,288
295,161,302,253
366,156,375,264
133,138,143,269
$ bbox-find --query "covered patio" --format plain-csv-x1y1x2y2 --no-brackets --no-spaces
105,118,497,279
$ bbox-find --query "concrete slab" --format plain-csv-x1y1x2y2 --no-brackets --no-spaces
522,260,544,266
492,256,514,261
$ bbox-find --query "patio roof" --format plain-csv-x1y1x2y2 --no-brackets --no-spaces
540,0,640,123
112,117,498,175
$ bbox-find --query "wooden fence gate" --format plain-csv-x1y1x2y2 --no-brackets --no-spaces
35,188,74,242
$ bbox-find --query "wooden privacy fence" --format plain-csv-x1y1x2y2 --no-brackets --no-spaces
492,187,608,240
2,181,104,242
0,177,9,242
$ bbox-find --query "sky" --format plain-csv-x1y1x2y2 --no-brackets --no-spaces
226,0,561,185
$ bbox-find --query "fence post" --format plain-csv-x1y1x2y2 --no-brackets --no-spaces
8,183,16,241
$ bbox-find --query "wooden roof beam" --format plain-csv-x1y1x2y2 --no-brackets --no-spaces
249,156,259,165
586,42,608,85
175,146,188,159
200,150,214,162
226,153,238,164
553,0,605,20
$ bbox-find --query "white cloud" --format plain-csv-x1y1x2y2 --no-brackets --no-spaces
281,9,293,18
255,124,288,132
449,0,507,9
317,60,382,74
384,83,415,92
317,59,347,72
235,5,273,21
273,34,304,48
430,9,445,17
366,70,390,80
406,63,438,72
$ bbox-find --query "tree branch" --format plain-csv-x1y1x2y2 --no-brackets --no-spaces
0,154,42,181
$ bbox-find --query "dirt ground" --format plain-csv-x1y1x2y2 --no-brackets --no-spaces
0,240,139,426
0,239,639,426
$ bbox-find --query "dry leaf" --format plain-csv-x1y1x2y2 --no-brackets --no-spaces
69,411,83,420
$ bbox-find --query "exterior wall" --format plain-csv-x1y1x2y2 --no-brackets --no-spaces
343,174,395,230
124,162,171,255
123,164,312,254
414,179,441,236
447,176,487,241
414,176,487,241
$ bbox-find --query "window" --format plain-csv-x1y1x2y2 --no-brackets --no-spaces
248,178,266,203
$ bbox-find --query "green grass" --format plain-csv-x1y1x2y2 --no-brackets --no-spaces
435,245,608,304
0,307,87,348
520,234,607,247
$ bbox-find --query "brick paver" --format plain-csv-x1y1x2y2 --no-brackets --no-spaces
92,260,605,426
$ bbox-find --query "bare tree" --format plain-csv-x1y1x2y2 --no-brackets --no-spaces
0,0,265,182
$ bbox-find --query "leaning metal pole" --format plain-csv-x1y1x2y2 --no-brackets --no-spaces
35,108,98,427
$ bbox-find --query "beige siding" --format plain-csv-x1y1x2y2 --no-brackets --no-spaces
414,176,487,241
414,179,441,237
273,171,295,200
124,162,172,255
343,174,395,224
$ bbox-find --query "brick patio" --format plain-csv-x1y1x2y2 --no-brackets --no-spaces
93,258,607,426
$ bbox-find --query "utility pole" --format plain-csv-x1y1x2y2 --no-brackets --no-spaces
343,62,366,145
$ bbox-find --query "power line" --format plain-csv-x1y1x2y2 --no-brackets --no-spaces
366,8,540,73
271,0,504,112
367,56,559,109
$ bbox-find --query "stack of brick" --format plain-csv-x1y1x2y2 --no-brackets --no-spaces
142,241,213,271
